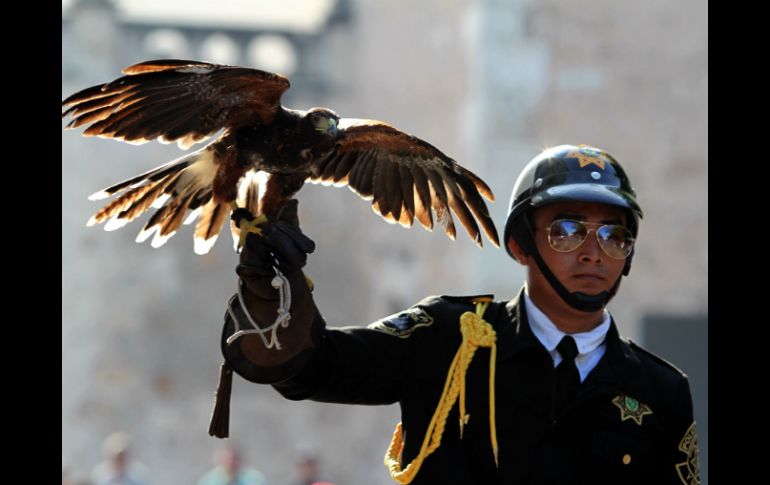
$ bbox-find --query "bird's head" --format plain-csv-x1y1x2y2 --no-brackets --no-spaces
306,108,339,137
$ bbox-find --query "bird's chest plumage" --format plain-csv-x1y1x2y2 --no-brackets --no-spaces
234,122,321,174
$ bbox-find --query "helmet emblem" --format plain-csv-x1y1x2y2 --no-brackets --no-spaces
566,144,607,170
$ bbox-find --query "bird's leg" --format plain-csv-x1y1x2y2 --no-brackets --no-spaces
231,201,268,249
261,173,306,222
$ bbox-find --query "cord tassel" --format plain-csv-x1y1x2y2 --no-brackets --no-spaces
489,343,499,467
208,362,233,438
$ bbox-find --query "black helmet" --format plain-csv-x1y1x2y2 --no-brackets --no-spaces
503,144,643,311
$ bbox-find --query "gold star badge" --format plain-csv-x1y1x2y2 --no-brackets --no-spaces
612,394,653,426
566,145,607,170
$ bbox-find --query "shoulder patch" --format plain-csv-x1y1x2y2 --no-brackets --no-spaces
627,339,687,376
368,307,434,338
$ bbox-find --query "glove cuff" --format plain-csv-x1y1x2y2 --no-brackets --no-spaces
220,298,324,384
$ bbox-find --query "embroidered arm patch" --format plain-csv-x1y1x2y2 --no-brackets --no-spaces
368,307,434,338
676,422,700,484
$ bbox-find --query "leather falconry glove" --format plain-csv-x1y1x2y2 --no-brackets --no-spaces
228,199,319,368
209,199,321,438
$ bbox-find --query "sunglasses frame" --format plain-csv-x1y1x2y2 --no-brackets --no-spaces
539,219,635,260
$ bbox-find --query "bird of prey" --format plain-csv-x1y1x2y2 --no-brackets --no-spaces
62,59,499,254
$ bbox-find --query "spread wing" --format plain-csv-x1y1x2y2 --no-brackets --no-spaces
61,59,290,149
309,119,499,247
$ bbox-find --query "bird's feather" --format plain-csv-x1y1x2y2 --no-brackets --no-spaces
193,200,229,255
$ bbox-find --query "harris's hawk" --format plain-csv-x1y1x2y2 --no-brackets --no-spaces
62,59,499,254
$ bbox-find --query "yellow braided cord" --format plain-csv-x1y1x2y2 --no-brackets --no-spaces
385,351,461,483
489,339,499,466
384,300,498,483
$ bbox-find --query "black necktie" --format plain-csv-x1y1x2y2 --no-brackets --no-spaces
555,335,581,414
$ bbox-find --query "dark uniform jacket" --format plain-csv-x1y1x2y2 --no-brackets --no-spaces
232,287,700,485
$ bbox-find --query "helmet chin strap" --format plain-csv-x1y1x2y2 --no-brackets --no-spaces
529,247,622,313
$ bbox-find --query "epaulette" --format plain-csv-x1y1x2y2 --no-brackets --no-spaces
441,294,495,305
627,339,687,377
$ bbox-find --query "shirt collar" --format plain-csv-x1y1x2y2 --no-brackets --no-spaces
523,287,611,356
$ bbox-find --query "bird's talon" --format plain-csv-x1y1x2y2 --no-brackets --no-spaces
237,213,269,248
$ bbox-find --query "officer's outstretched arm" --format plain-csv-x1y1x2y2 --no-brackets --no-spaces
221,199,322,384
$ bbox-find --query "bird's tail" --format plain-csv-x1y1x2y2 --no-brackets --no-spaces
86,144,229,254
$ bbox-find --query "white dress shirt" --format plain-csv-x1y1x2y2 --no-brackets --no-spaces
523,289,611,382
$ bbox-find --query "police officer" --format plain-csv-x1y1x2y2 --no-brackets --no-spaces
212,144,700,485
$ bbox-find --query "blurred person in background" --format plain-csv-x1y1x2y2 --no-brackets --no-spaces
197,442,267,485
291,449,319,485
214,145,700,484
289,447,334,485
91,431,149,485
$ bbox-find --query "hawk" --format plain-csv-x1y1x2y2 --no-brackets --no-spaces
62,59,500,254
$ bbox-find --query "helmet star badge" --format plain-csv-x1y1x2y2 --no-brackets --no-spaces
566,144,607,170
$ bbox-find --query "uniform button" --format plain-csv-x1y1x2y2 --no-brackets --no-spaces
622,454,631,465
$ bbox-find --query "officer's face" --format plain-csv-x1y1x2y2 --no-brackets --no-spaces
520,201,629,297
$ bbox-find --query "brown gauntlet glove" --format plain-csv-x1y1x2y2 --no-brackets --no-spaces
210,200,322,437
225,199,320,375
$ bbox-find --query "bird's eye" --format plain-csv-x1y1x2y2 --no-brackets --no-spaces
313,116,327,129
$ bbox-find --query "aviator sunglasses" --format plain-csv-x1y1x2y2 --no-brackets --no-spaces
540,219,635,260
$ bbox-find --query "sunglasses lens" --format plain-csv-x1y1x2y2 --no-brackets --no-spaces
547,220,635,259
548,220,587,252
596,225,634,259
